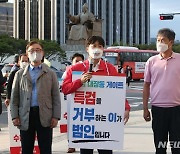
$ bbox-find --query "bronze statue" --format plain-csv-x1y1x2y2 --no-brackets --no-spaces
68,3,95,40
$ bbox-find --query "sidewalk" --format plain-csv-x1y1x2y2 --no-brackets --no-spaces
0,110,171,154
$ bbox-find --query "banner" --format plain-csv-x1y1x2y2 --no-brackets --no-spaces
59,79,68,133
135,62,146,73
8,107,39,154
68,72,126,150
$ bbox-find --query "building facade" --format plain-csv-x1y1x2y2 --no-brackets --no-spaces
14,0,56,41
0,3,13,36
14,0,150,45
58,0,150,45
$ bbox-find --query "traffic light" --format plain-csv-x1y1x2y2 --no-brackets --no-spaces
160,15,174,20
0,0,8,2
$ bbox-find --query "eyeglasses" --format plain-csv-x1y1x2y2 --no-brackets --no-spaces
27,48,42,53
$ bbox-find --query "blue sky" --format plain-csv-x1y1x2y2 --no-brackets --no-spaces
8,0,180,40
151,0,180,40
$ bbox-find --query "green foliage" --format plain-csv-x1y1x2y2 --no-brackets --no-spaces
173,43,180,53
111,41,180,53
134,44,156,50
111,42,157,50
111,41,126,46
39,40,66,61
111,42,119,46
0,34,66,62
0,34,27,62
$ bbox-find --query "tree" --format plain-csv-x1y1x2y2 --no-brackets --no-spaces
39,40,66,61
111,41,126,46
0,42,14,62
0,35,66,63
111,41,157,50
134,44,156,50
0,35,20,62
173,44,180,53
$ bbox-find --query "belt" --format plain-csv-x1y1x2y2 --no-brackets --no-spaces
30,106,39,112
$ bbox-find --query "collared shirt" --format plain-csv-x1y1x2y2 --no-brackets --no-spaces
29,64,42,107
88,59,101,72
93,60,100,72
62,59,131,111
144,52,180,107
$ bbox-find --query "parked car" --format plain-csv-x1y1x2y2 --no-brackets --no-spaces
0,63,5,70
50,66,63,81
1,64,14,77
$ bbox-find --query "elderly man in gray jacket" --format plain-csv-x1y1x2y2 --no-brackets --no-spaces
10,41,61,154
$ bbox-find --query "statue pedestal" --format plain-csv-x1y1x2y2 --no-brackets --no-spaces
61,44,87,61
64,19,103,60
66,19,103,45
66,39,86,45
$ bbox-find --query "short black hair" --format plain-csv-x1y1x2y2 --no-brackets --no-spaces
71,53,84,61
86,36,105,47
19,53,28,61
157,28,175,41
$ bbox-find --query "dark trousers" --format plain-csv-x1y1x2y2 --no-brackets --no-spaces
152,106,180,154
0,96,2,115
80,149,112,154
126,77,131,87
20,107,52,154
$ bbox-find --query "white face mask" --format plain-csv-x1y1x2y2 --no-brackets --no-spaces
156,42,169,53
72,61,83,66
89,48,103,59
20,62,28,69
28,52,43,62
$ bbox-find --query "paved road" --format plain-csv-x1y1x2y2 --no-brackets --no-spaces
126,80,151,111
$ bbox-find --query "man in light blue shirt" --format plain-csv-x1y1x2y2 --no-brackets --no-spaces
29,65,41,107
10,41,61,154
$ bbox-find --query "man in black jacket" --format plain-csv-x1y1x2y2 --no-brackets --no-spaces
5,54,29,107
125,65,132,87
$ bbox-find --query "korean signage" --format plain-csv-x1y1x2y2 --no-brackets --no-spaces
59,79,68,133
135,62,146,73
105,52,118,57
68,72,126,150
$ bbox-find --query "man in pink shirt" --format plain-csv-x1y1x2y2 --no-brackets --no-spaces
143,28,180,154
